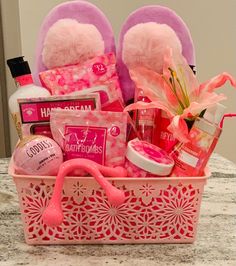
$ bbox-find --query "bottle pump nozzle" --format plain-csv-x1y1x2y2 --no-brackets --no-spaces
7,56,31,78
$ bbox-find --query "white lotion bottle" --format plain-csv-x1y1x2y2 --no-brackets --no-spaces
7,57,51,138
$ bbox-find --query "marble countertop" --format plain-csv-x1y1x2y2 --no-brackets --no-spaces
0,153,236,266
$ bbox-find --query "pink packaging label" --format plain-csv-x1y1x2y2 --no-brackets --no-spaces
172,126,215,176
39,53,124,112
131,140,173,165
92,62,107,76
158,115,178,152
50,110,127,169
19,98,97,123
64,125,107,164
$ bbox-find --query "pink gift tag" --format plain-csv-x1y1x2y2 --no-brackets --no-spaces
50,109,128,169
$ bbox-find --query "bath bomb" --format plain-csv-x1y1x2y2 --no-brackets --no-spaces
13,135,63,176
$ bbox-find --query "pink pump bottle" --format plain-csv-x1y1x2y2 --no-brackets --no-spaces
171,104,226,177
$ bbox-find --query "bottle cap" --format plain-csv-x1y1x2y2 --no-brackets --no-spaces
204,103,226,125
126,139,174,176
7,56,31,78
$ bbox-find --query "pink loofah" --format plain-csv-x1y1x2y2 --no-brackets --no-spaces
42,18,105,69
122,22,182,73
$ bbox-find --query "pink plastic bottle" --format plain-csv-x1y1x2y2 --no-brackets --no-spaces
171,104,226,177
152,110,178,152
133,88,156,143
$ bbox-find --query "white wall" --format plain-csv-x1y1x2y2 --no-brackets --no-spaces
1,0,22,154
8,0,236,162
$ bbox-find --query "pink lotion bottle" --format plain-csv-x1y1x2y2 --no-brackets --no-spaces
171,103,226,177
7,57,50,138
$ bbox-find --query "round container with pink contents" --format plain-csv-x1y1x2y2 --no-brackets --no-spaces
125,139,175,177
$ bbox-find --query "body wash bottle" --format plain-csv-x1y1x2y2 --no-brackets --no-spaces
7,57,51,138
134,88,156,143
171,104,225,177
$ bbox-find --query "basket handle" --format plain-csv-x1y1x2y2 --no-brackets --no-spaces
42,159,126,227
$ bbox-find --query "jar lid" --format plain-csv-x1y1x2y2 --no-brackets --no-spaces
126,139,174,176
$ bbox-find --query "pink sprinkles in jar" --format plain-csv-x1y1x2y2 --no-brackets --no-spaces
125,139,174,177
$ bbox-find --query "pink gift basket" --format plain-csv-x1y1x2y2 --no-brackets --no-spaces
7,0,236,247
9,160,208,245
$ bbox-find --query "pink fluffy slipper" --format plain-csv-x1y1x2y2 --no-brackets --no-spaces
117,5,196,103
34,0,115,85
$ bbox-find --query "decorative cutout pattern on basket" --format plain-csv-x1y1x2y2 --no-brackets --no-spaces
15,178,205,244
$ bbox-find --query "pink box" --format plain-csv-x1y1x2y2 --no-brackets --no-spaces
18,94,100,138
9,160,208,245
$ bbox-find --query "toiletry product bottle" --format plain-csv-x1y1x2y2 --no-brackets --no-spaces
7,57,50,138
171,104,226,177
134,88,156,143
152,110,178,152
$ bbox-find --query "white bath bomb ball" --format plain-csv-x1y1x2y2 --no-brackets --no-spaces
42,18,105,69
13,135,63,176
122,22,182,73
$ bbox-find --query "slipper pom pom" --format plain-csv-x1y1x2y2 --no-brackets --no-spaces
122,22,182,73
42,19,105,69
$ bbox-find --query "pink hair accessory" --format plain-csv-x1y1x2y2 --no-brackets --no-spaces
42,159,127,227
